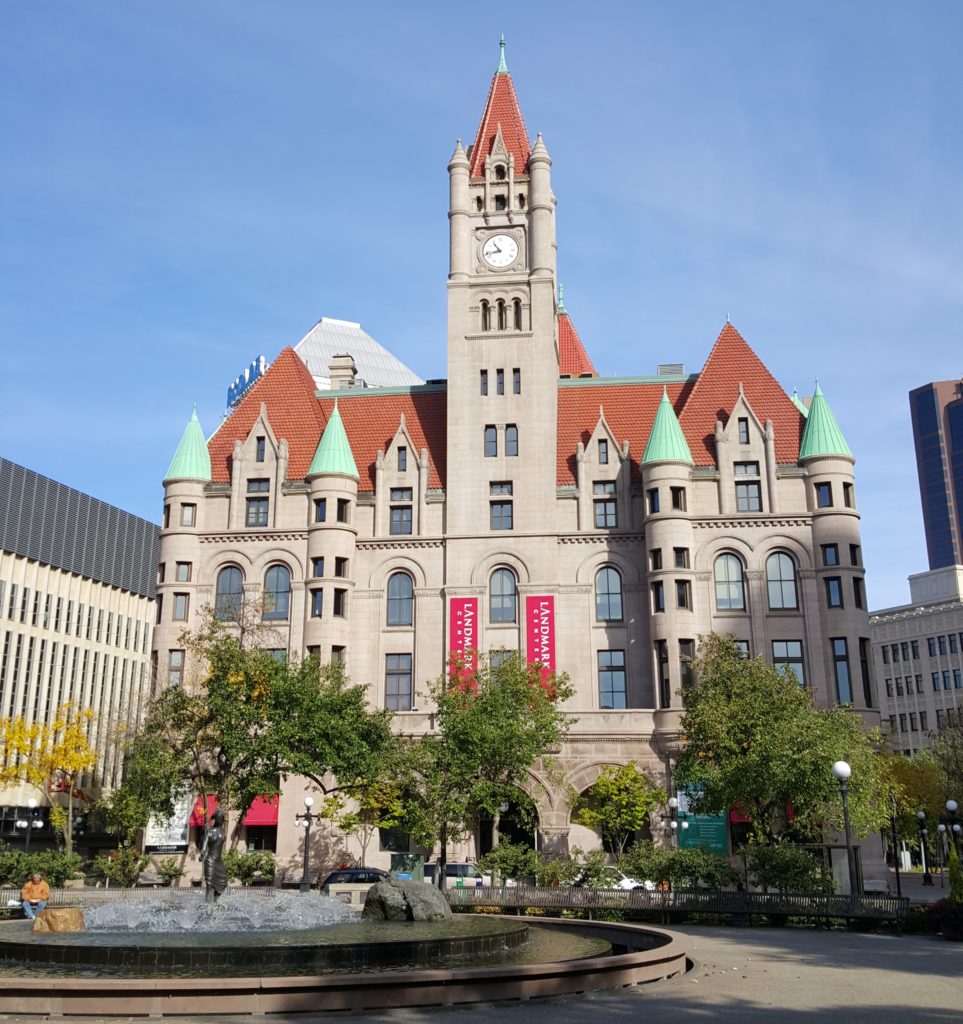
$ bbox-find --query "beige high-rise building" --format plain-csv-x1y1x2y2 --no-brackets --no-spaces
155,43,878,878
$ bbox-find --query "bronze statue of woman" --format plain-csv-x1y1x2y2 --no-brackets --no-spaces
199,807,228,903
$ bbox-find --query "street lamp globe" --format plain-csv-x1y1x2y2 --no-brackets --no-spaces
947,800,958,814
27,798,38,810
917,810,926,823
303,795,314,810
832,760,851,782
668,796,678,810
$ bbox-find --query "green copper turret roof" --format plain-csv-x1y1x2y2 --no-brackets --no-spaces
164,407,211,484
497,34,508,73
791,388,809,418
641,388,693,465
308,401,359,479
798,383,853,460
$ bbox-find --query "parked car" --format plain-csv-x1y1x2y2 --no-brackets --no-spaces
423,862,489,888
319,867,389,893
608,869,656,891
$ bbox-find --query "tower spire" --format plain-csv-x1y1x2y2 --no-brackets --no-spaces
498,34,508,73
468,40,531,178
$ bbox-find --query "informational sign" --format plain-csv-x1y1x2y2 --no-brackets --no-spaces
525,595,556,681
448,597,478,682
144,790,194,854
676,790,730,856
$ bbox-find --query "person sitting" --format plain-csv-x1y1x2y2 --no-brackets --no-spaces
21,873,50,920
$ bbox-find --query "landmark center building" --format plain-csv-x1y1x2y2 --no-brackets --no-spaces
155,45,877,869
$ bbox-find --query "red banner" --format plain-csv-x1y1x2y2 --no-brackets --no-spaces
525,596,556,680
448,597,478,683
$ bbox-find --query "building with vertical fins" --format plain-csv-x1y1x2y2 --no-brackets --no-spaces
154,40,879,880
0,458,158,844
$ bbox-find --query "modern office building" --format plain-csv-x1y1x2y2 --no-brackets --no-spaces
870,566,963,755
155,43,877,875
0,458,158,842
910,379,963,570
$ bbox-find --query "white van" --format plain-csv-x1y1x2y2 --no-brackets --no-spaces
423,862,488,887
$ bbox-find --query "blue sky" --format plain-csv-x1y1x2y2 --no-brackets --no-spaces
2,2,962,610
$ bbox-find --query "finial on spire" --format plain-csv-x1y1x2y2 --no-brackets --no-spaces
498,34,508,73
557,283,566,313
726,311,730,323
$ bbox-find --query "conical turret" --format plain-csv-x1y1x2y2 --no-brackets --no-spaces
308,401,359,480
642,389,693,465
164,408,211,484
799,383,852,460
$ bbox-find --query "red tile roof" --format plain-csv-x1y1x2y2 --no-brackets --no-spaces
468,72,532,179
678,323,804,466
558,312,596,378
208,347,325,483
317,392,447,490
557,382,692,485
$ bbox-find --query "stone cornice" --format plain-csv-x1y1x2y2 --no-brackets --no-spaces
693,518,809,530
199,532,308,544
357,540,445,551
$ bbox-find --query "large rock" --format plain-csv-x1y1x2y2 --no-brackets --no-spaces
362,877,452,922
33,908,85,933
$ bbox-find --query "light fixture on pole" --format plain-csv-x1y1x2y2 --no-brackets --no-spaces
663,796,687,847
947,800,960,858
917,810,933,886
937,823,947,888
832,761,857,900
295,795,322,894
15,799,42,854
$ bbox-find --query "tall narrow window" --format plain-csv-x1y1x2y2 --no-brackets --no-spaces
670,486,687,511
314,498,327,522
505,424,518,457
263,565,291,621
512,368,521,394
168,650,184,688
390,488,413,535
513,299,522,330
481,300,490,331
675,580,692,609
598,439,608,465
490,568,517,623
181,503,197,527
333,588,347,617
397,446,407,471
598,650,626,709
815,482,833,508
490,481,513,530
497,299,507,331
337,498,350,523
173,594,189,622
679,639,695,689
772,640,805,686
497,368,505,395
215,567,243,622
484,426,497,457
714,554,746,610
859,638,873,707
387,572,414,627
734,461,761,512
256,436,266,462
385,654,413,711
335,556,348,578
656,640,670,708
595,567,623,622
825,577,843,608
593,481,617,527
766,552,798,609
738,417,750,444
832,638,852,703
310,589,323,618
480,369,488,395
647,489,660,514
651,581,665,613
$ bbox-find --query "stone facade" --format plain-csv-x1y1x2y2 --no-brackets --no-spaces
154,51,878,878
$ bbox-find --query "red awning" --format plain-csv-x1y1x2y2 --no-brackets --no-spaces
243,795,279,827
729,805,752,824
190,795,219,827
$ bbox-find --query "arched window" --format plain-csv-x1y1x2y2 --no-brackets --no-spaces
480,300,490,332
513,298,522,330
714,554,746,611
494,164,507,181
490,568,517,623
497,299,507,331
766,552,798,610
215,566,244,622
595,567,623,622
387,572,414,627
262,564,291,621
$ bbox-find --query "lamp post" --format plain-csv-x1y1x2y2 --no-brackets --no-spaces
917,811,933,886
295,796,322,893
663,796,689,847
947,799,961,859
937,823,947,888
832,761,857,900
15,799,42,854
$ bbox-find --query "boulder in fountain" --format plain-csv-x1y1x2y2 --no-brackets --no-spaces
33,908,85,933
362,877,452,921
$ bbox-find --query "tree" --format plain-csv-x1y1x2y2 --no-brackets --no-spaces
109,614,398,844
400,652,573,886
887,752,945,842
932,722,963,799
571,763,666,858
317,777,406,867
674,634,894,844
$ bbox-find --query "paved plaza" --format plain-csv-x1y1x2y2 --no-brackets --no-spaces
0,924,959,1023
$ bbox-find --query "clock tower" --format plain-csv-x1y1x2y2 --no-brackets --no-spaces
446,39,560,539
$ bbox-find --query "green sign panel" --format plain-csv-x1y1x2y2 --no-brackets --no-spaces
676,790,729,855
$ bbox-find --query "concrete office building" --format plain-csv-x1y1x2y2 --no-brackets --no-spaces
155,43,878,877
0,459,158,841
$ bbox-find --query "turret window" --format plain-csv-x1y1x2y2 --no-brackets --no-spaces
314,498,327,523
337,499,350,523
517,193,526,208
671,486,687,511
843,482,855,507
310,590,323,618
815,482,833,508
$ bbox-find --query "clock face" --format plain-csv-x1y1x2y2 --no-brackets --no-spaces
482,234,519,268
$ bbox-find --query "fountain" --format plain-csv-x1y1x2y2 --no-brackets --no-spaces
0,884,688,1015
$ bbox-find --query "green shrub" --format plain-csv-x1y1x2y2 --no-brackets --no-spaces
222,849,276,885
156,858,185,885
478,839,538,883
0,844,84,888
91,846,149,887
620,841,739,889
948,845,963,905
746,845,834,894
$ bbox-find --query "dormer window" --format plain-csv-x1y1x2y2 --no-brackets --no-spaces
256,436,266,462
494,164,507,181
398,446,407,472
598,439,608,465
738,417,750,444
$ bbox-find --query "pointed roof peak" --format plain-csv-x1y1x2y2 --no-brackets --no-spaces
165,408,212,484
557,282,567,314
468,47,531,179
309,401,359,480
799,381,853,461
791,388,810,418
497,34,508,73
642,389,693,466
557,290,597,378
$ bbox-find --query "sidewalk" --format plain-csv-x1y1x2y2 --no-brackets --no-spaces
890,867,952,904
